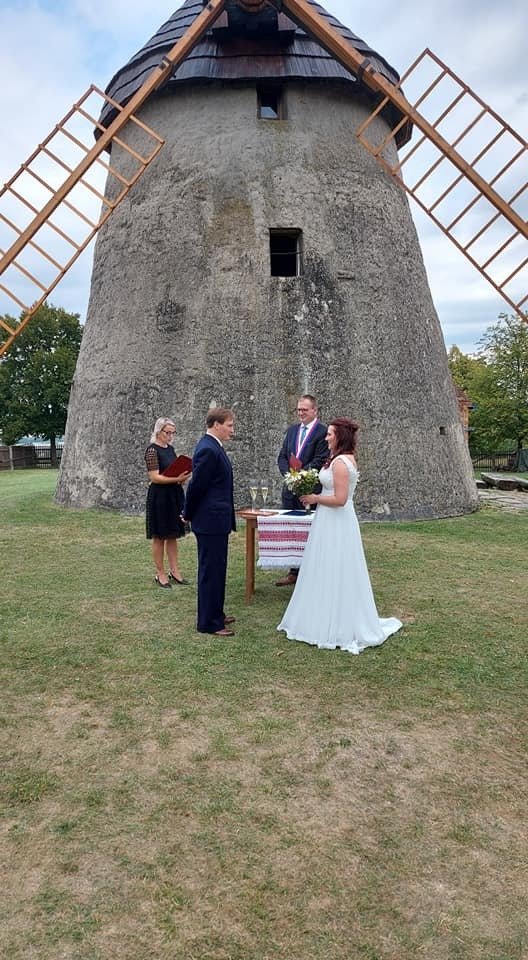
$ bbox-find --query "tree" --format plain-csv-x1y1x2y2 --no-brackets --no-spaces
447,345,494,453
448,314,528,454
462,361,507,454
447,344,486,395
477,313,528,452
0,303,82,465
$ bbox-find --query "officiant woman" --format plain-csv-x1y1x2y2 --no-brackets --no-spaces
145,417,191,588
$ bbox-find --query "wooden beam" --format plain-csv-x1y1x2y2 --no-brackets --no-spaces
279,0,527,242
0,0,227,280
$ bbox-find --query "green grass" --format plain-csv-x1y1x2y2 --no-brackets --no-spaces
1,470,527,960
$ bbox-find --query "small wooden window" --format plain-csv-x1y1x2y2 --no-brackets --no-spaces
270,229,302,277
258,86,283,120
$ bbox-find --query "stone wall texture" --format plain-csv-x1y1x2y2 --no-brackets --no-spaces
56,81,478,520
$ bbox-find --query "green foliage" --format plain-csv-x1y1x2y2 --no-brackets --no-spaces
447,344,486,395
448,314,528,453
0,302,82,452
477,313,528,451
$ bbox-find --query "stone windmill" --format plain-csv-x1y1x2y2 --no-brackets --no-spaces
16,0,490,518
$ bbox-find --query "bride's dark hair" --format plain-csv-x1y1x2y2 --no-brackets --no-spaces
324,417,359,466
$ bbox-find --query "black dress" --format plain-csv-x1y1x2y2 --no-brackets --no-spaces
145,444,186,540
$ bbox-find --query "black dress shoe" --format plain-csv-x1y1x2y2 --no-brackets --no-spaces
275,573,297,586
168,572,190,585
155,575,172,589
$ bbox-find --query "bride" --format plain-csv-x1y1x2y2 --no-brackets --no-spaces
277,417,402,654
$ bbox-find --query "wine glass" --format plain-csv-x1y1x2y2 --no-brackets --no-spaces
260,479,269,511
249,479,258,512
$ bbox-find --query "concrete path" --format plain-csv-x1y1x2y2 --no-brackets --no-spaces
478,488,528,512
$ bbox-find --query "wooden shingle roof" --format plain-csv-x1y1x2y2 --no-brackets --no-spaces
100,0,410,144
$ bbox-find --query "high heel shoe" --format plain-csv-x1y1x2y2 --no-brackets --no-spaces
155,575,172,589
168,571,190,585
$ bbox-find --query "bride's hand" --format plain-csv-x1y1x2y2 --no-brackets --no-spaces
300,494,317,505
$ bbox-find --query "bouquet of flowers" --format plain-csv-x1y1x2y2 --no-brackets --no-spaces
283,467,320,500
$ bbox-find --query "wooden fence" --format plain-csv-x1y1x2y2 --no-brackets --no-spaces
3,444,524,474
0,445,63,470
472,450,520,471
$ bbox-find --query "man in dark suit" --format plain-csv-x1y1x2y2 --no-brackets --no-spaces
276,394,329,586
184,407,236,636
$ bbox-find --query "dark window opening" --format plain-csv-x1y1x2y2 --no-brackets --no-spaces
439,426,447,436
258,85,283,120
270,229,302,277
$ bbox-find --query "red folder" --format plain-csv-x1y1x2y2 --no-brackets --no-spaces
289,454,302,471
162,454,192,477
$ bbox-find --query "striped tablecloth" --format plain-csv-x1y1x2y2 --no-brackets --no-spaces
256,510,313,568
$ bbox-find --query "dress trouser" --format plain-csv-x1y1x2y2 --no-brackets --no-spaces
195,533,229,633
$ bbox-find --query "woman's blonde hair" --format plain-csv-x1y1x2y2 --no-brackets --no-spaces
150,417,176,443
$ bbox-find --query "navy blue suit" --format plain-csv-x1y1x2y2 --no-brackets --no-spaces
184,434,236,633
277,420,329,510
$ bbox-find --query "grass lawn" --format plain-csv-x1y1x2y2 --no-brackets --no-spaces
1,470,527,960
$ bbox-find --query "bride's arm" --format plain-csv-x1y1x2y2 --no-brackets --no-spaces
301,459,349,508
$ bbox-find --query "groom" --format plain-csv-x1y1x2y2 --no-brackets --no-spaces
184,407,236,637
276,394,329,586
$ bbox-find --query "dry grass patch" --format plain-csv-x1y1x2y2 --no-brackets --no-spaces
2,688,527,960
1,471,527,959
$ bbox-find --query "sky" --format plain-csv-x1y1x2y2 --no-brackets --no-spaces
0,0,526,353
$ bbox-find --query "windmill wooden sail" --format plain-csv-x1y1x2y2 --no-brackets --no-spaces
356,48,527,319
0,0,226,356
0,86,165,353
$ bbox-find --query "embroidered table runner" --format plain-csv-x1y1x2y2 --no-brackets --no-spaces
256,510,313,568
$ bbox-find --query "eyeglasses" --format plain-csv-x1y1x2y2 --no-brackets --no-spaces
162,428,176,435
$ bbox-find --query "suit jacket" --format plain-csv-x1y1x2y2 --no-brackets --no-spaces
277,420,329,509
277,420,329,476
184,434,236,535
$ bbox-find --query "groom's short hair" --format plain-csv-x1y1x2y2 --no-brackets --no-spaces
206,406,234,427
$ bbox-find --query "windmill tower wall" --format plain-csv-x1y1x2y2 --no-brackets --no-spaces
56,80,478,520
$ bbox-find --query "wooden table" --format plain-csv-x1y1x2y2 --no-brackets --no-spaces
236,509,260,602
236,509,313,602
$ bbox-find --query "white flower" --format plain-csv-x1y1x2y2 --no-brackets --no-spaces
283,468,320,496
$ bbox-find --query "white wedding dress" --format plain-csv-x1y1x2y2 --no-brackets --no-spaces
277,456,402,654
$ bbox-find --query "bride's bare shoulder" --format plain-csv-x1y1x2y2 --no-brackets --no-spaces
334,453,357,468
